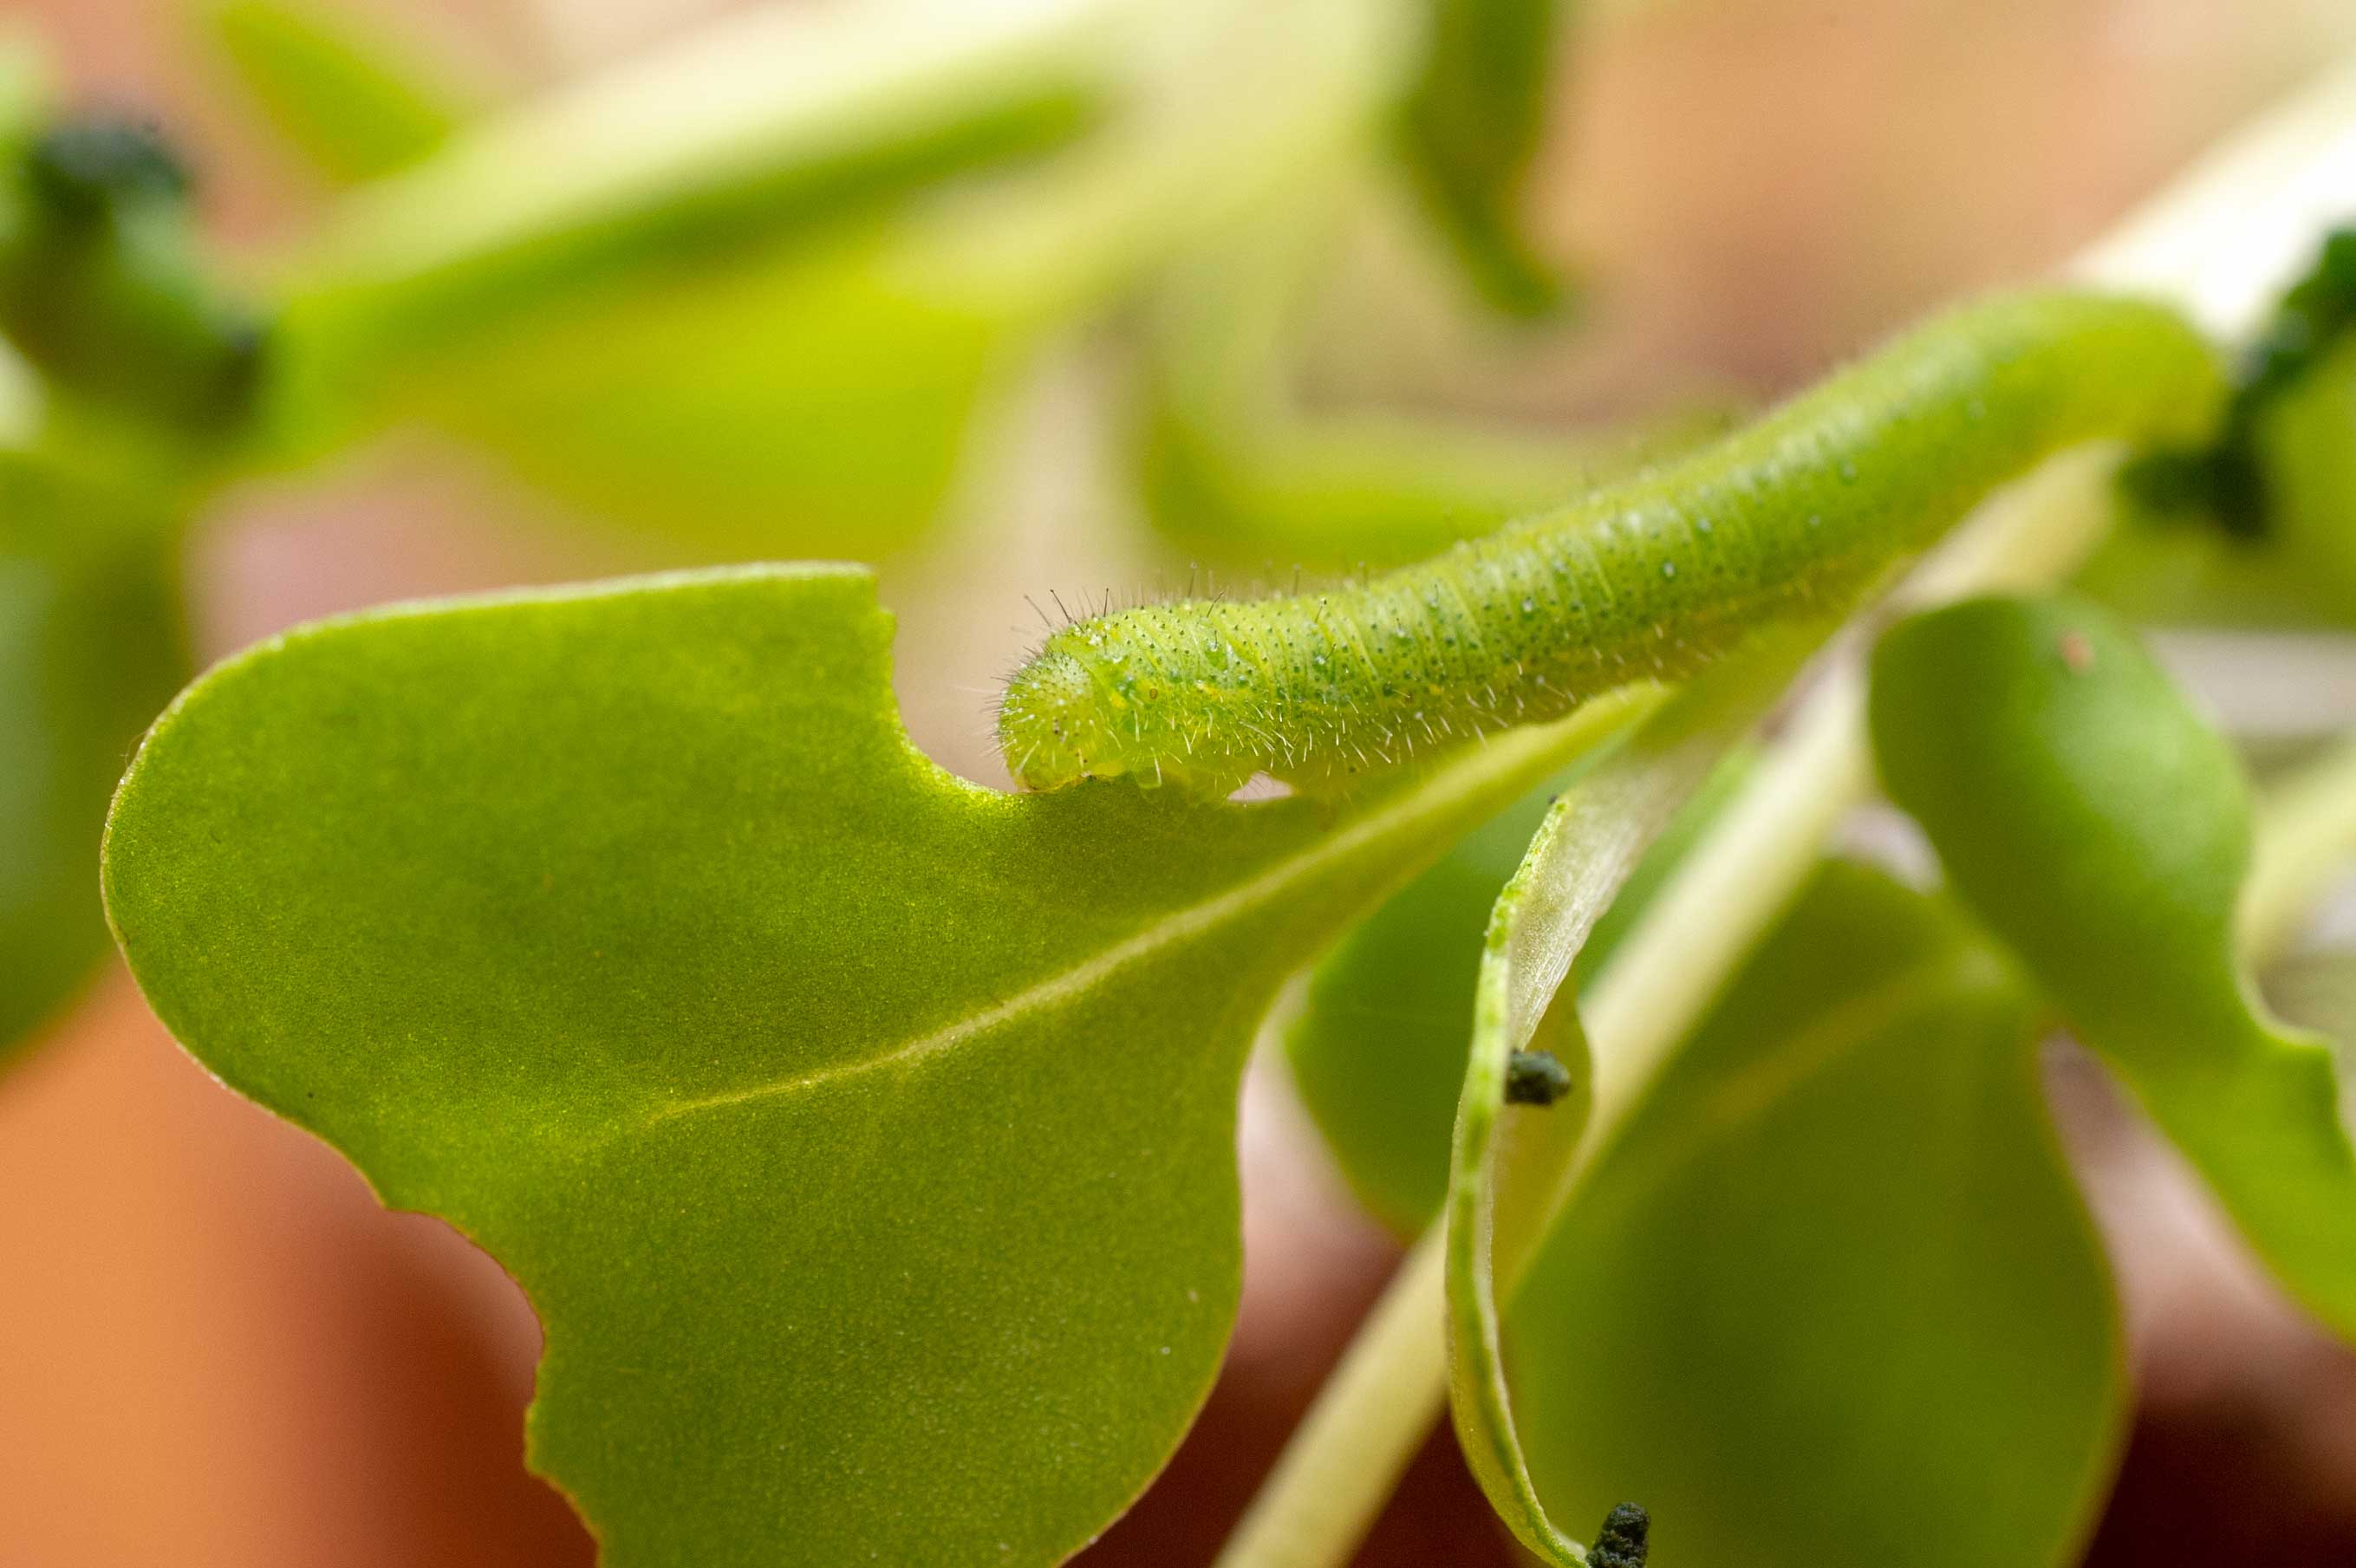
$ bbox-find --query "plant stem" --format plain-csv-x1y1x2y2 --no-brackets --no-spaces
1212,1227,1448,1568
1217,55,2356,1568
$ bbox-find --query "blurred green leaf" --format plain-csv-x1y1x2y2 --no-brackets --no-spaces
1287,746,1746,1233
269,0,1114,400
102,565,1644,1566
1396,0,1572,316
258,0,1415,557
1,447,186,1057
414,229,1020,557
211,0,474,185
1134,179,1703,568
1501,862,2122,1568
1871,594,2356,1339
1140,398,1697,571
251,0,1110,552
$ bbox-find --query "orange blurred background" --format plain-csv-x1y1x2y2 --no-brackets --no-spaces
6,3,2356,1564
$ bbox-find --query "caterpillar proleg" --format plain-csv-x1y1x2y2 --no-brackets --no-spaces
999,292,2223,795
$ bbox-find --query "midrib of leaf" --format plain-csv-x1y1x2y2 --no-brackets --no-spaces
640,690,1662,1130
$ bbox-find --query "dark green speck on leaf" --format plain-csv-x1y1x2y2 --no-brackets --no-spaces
1588,1502,1650,1567
1505,1049,1572,1106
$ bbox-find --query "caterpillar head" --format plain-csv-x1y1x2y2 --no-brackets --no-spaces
999,643,1125,791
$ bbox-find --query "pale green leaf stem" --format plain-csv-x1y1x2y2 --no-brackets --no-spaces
2244,732,2356,963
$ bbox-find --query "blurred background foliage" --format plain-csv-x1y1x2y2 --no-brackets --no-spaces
10,1,2356,1565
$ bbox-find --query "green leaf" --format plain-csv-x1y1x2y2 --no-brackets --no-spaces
101,565,1645,1566
1396,0,1572,316
1,447,186,1057
1442,634,1808,1562
1501,862,2124,1568
1286,747,1746,1233
257,0,1412,557
1870,593,2356,1338
412,231,1022,558
270,0,1110,396
210,0,474,185
1129,172,1717,570
243,0,1120,533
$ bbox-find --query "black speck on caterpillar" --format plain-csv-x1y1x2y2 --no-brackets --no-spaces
999,292,2223,796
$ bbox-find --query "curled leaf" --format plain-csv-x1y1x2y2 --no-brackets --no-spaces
1446,633,1808,1561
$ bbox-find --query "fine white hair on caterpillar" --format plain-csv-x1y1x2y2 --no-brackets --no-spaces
999,291,2225,796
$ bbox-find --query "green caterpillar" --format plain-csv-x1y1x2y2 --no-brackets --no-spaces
999,291,2223,795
